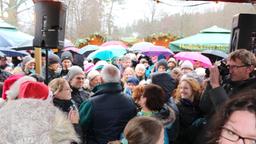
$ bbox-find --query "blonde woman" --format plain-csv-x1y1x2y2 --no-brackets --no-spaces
173,78,203,144
48,78,79,125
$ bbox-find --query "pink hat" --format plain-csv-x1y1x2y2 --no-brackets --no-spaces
2,74,24,100
18,81,49,100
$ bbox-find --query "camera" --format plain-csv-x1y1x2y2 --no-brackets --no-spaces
205,60,229,78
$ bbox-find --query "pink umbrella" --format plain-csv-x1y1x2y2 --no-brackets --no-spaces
174,52,212,68
140,45,174,57
63,47,79,53
101,41,128,48
130,42,154,51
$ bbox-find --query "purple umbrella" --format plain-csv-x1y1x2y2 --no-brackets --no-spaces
130,42,154,52
174,52,212,68
140,45,174,57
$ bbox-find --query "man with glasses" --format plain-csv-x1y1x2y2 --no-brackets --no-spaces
66,66,90,108
197,49,256,144
207,49,256,109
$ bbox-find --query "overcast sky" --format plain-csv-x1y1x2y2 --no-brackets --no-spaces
113,0,225,27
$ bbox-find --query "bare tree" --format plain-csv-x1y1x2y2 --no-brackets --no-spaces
0,0,31,26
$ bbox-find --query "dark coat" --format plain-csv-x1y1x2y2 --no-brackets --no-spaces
79,82,137,144
42,68,61,84
176,99,202,144
200,76,256,116
53,97,82,143
0,69,11,97
71,87,90,109
197,76,256,144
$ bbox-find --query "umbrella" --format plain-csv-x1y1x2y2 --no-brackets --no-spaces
12,39,76,51
0,48,28,57
101,41,128,48
130,42,154,52
0,21,33,47
88,45,127,61
63,47,79,53
174,52,212,68
170,26,230,53
0,51,5,57
139,45,174,57
201,49,228,62
78,45,100,56
87,50,114,61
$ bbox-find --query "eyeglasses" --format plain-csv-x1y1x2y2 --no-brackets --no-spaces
227,65,248,70
76,77,85,80
221,127,256,144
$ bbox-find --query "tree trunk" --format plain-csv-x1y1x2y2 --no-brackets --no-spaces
6,0,18,26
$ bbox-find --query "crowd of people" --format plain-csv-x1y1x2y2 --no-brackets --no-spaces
0,48,256,144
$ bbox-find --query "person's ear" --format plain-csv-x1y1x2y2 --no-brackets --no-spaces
247,65,255,74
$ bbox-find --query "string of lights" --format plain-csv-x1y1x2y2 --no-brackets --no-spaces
153,0,212,7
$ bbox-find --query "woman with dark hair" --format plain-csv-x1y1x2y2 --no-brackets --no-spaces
207,91,256,144
138,84,176,144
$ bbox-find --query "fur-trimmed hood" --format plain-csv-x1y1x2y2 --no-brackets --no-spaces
0,99,80,144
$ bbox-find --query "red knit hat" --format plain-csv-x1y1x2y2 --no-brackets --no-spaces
2,74,24,100
18,81,49,100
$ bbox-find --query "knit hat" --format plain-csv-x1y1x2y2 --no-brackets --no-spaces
65,66,84,81
61,51,73,62
18,81,49,100
21,56,35,69
168,58,177,66
151,72,176,102
157,59,168,70
127,77,139,85
1,74,24,100
87,70,100,81
181,60,194,70
48,54,60,65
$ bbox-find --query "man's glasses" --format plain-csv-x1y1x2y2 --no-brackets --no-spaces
226,65,249,70
221,127,256,144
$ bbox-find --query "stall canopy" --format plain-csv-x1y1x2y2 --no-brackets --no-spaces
0,20,33,48
169,26,231,53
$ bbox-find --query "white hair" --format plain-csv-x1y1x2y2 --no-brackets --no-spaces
135,64,146,72
101,64,120,83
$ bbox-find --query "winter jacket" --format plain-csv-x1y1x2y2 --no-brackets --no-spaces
0,99,79,144
53,98,83,143
79,82,137,144
71,87,90,109
138,104,176,144
197,76,256,144
176,98,203,144
42,68,61,84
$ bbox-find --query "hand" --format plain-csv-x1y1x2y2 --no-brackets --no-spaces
68,108,79,124
209,66,220,88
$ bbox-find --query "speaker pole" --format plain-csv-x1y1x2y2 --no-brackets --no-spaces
45,45,49,84
42,15,48,84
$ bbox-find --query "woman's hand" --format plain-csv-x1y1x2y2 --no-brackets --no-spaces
68,107,79,124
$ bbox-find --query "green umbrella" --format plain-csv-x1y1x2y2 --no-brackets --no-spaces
169,26,231,53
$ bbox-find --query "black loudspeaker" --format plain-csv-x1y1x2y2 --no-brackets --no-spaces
33,1,67,49
230,13,256,53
